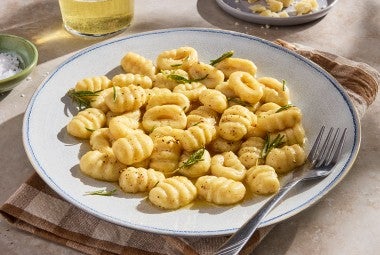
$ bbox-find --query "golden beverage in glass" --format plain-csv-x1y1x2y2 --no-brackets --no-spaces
58,0,134,37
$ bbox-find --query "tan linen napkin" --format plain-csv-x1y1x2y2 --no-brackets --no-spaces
1,41,379,255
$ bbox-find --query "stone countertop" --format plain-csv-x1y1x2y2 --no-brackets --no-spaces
0,0,379,254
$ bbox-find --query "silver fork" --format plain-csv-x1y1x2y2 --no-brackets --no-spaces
215,126,347,255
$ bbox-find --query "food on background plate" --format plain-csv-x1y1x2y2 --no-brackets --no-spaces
248,0,319,17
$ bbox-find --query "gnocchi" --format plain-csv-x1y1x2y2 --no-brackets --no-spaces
119,167,165,193
66,47,308,211
148,176,197,209
246,165,280,195
195,176,246,205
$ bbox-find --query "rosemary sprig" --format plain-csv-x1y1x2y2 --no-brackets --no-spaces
166,74,208,84
67,89,102,110
112,86,117,102
260,134,285,159
84,188,117,196
191,121,203,126
170,56,189,67
275,104,293,113
210,50,234,66
227,97,251,106
178,148,205,169
282,79,286,91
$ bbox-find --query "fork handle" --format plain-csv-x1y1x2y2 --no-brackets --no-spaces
214,179,300,255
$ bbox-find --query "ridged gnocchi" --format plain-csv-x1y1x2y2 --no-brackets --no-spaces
67,108,106,139
188,62,224,89
210,151,246,181
178,149,211,178
173,82,206,102
266,144,306,174
208,136,242,154
119,167,165,193
148,176,197,209
218,105,257,141
195,176,246,205
80,150,125,182
89,128,114,154
105,85,147,113
178,123,216,152
75,75,111,92
238,136,265,169
108,115,140,139
255,105,302,133
111,73,152,89
153,69,189,90
121,52,156,78
199,89,228,113
66,47,308,211
149,136,182,176
246,165,280,195
186,106,219,128
112,131,154,165
269,123,305,146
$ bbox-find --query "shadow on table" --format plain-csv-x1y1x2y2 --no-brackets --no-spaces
0,0,107,64
196,0,323,41
0,113,34,203
251,219,299,255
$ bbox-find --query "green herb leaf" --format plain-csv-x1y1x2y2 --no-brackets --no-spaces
152,181,160,188
85,127,95,132
167,74,191,83
112,86,117,102
84,188,117,196
275,104,293,113
67,89,102,110
166,74,208,84
179,148,205,169
260,134,285,159
191,74,209,82
149,125,157,133
282,80,286,91
210,50,234,66
170,63,182,67
227,97,251,106
191,121,203,127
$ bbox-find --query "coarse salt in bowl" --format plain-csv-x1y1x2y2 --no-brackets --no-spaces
0,34,38,93
0,52,23,79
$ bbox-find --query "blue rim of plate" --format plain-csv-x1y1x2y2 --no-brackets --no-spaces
23,27,360,236
215,0,339,26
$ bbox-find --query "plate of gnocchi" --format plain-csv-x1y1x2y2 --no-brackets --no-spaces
216,0,339,26
23,28,360,236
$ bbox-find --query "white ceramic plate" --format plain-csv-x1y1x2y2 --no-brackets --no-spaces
23,28,360,236
216,0,338,26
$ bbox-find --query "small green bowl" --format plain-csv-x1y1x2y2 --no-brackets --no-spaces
0,34,38,92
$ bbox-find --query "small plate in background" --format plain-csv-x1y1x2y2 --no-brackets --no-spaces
216,0,338,26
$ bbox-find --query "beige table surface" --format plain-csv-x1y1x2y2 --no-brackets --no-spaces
1,0,379,254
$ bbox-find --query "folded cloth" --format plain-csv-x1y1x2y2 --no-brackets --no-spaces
1,173,272,255
274,39,379,118
1,41,379,255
